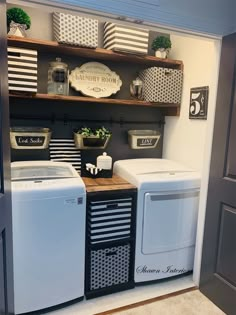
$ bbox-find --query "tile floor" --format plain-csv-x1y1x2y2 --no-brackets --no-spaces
45,275,194,315
110,290,226,315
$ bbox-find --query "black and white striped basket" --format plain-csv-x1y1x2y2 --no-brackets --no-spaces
8,47,37,93
103,22,149,55
87,196,133,244
49,139,81,174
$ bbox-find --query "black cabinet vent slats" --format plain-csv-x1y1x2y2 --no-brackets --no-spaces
85,190,137,299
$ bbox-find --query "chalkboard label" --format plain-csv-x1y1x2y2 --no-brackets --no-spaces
189,86,209,119
137,138,157,147
15,136,45,147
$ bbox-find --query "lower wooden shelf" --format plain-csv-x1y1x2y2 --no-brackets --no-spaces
9,93,180,116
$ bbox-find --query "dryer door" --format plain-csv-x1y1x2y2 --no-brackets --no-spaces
142,190,199,255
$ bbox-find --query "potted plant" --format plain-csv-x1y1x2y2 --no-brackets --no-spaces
74,126,112,149
151,36,172,59
7,7,31,37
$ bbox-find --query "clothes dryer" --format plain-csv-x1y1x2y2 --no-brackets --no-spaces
114,159,200,283
11,161,86,314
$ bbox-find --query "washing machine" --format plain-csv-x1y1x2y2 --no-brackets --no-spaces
11,161,86,314
114,158,200,283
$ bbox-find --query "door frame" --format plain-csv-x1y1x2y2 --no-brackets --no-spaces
0,0,14,313
6,0,223,291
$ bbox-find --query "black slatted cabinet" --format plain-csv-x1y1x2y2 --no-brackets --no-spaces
85,189,137,299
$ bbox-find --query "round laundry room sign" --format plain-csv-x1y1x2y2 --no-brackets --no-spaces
69,62,122,98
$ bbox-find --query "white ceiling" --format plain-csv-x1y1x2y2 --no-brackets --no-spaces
8,0,235,36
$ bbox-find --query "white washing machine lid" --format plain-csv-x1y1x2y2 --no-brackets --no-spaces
11,161,79,181
114,159,201,190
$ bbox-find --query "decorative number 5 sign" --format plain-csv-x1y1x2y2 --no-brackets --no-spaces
189,86,209,119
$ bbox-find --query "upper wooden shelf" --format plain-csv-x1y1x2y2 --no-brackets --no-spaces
8,36,183,69
9,93,180,116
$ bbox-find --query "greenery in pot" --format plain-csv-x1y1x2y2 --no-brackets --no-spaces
7,7,31,30
77,126,112,139
151,36,171,51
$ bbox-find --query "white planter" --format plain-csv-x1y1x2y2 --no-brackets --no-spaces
74,133,111,149
155,49,168,59
8,22,27,37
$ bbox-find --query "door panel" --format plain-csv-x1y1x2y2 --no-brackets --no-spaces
200,33,236,314
216,205,236,286
226,93,236,178
0,0,14,314
0,232,6,315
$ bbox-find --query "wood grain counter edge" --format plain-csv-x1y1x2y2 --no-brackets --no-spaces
82,175,136,193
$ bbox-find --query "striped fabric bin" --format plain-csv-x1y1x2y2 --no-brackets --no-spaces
8,47,37,93
103,22,149,55
49,138,81,174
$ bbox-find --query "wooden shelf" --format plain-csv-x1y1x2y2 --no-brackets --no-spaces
8,36,182,116
9,93,180,116
8,36,183,69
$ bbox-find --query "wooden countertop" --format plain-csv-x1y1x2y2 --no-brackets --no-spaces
82,175,136,193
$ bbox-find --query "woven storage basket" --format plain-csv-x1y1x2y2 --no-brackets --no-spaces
89,244,131,291
139,67,183,103
8,47,37,93
53,12,98,48
104,22,149,55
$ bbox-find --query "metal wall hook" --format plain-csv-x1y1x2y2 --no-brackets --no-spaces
119,117,124,127
51,113,56,124
109,117,113,126
63,114,68,125
158,120,165,128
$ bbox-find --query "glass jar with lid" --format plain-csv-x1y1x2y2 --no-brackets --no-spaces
47,57,69,95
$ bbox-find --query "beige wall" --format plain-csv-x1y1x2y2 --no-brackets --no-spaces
163,35,220,171
163,34,221,284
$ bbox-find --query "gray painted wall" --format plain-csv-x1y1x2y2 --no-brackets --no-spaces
27,0,235,36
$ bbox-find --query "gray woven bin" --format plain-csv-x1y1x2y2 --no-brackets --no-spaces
139,67,183,103
90,244,131,290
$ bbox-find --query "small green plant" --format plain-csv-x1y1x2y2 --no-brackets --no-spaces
78,127,93,137
7,7,31,30
94,126,112,139
151,36,171,51
77,126,112,139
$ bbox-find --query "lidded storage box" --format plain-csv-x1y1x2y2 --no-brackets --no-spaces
53,12,98,48
8,47,38,93
103,22,149,55
139,67,183,103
